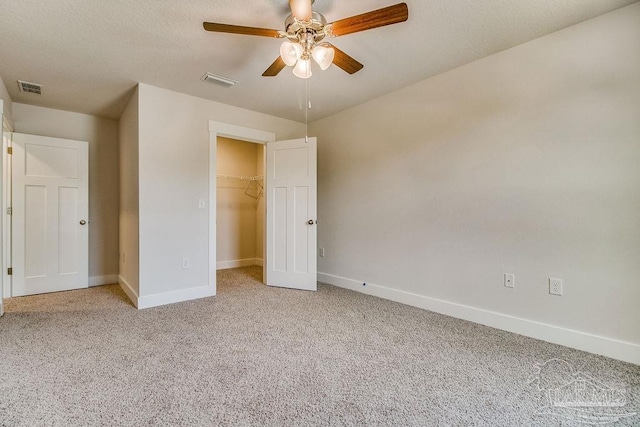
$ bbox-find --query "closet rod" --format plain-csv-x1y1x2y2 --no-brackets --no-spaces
216,175,263,181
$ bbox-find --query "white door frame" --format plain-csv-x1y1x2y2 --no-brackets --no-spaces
1,113,13,302
0,104,4,315
208,121,276,295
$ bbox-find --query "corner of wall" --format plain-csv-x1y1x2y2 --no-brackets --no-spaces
118,85,140,302
0,75,14,129
118,275,139,308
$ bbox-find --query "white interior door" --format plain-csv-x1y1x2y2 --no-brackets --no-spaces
266,137,317,291
11,133,89,297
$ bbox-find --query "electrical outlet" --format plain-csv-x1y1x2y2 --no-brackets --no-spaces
182,257,190,269
549,278,563,296
504,273,515,288
198,198,206,209
319,248,325,257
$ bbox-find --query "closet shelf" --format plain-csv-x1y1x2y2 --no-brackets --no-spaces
216,175,263,181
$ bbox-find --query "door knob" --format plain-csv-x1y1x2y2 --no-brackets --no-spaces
307,220,316,225
79,220,87,225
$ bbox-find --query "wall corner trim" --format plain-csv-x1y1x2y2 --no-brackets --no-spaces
118,275,139,308
136,285,215,310
89,274,119,287
318,272,640,365
217,258,262,270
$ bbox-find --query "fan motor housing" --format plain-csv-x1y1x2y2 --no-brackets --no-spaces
284,12,329,43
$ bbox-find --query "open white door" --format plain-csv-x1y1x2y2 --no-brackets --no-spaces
11,133,89,297
266,137,317,291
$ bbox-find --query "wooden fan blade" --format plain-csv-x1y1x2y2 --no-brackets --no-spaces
330,3,408,37
203,22,281,38
289,0,313,21
263,57,287,77
330,45,364,74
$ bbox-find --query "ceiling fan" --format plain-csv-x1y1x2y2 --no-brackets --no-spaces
203,0,409,79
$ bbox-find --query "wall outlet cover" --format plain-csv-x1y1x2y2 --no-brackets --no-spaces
504,273,515,288
549,278,563,296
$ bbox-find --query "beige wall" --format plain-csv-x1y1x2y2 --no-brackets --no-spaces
216,137,259,265
12,103,120,284
0,75,12,126
310,3,640,357
118,87,139,295
136,83,304,301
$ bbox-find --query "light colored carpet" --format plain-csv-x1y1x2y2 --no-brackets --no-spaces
0,266,638,426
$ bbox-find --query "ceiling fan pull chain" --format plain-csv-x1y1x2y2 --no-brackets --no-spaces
304,79,311,144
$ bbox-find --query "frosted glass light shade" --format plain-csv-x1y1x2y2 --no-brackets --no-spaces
280,42,303,67
312,45,335,70
293,58,312,79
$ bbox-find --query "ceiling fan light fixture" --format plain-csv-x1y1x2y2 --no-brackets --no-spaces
203,2,409,78
280,41,303,67
293,58,312,79
312,44,334,70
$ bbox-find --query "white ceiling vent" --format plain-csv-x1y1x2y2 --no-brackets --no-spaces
201,72,237,88
17,80,43,95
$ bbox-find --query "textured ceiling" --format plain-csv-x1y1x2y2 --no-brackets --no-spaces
0,0,636,122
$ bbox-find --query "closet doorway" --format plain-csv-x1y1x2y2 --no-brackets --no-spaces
216,137,265,279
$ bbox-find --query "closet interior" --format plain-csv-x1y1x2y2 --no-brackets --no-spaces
216,137,265,272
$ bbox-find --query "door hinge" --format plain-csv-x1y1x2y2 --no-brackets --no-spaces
7,147,12,155
6,207,11,215
7,268,12,275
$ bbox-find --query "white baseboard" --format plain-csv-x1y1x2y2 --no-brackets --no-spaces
118,276,215,310
318,272,640,365
217,258,261,270
89,274,119,287
137,284,215,310
118,275,139,308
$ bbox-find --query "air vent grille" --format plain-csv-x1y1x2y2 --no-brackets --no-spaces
17,80,42,95
201,72,237,88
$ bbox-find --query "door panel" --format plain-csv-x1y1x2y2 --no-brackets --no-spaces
25,143,79,178
12,133,88,296
58,186,79,274
273,187,288,272
24,185,47,278
266,137,317,291
294,186,309,274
